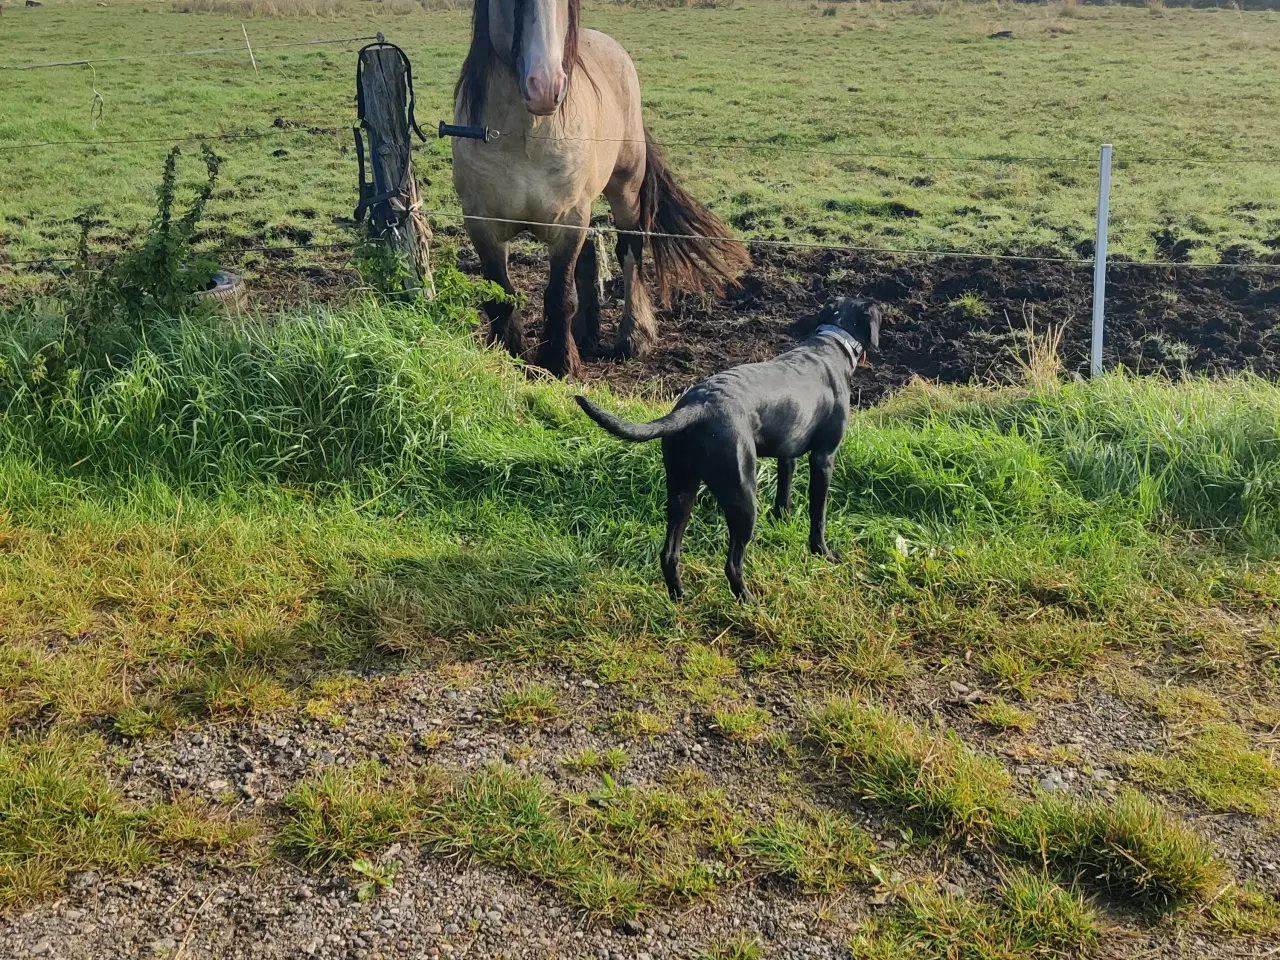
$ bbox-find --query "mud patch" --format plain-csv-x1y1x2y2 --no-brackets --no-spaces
481,247,1280,403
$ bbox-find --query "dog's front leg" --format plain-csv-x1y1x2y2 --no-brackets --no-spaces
808,451,840,562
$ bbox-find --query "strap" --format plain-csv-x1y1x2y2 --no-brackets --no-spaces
816,324,863,368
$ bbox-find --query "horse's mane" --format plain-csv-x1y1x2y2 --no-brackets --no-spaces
456,0,586,126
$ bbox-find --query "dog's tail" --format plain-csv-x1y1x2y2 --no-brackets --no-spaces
575,395,703,443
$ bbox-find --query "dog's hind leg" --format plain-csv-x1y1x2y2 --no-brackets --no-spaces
771,457,796,521
661,458,700,601
706,449,759,602
808,450,840,561
722,498,758,602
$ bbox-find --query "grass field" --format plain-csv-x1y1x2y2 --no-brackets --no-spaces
1,252,1279,952
3,0,1280,282
3,2,1280,957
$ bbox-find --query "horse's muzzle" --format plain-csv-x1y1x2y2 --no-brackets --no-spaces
519,64,568,116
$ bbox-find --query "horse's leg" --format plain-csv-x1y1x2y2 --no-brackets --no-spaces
606,176,657,361
573,232,602,353
536,224,587,380
468,223,526,358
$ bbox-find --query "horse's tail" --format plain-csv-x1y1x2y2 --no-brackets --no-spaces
639,128,751,306
575,395,704,443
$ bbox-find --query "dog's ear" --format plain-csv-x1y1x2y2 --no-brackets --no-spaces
792,302,837,337
867,303,883,351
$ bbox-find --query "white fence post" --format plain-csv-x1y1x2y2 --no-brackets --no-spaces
1091,143,1112,379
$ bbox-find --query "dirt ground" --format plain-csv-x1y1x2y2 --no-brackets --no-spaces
543,246,1280,403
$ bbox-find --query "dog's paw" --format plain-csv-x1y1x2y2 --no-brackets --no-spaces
811,543,841,563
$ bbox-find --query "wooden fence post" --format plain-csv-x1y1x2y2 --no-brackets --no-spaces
355,40,434,299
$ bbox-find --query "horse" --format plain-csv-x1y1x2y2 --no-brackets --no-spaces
452,0,750,379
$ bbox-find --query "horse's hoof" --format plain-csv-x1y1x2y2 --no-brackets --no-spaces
536,346,582,380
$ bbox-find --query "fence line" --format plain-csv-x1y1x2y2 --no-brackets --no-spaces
519,133,1280,167
4,118,1280,167
0,127,343,153
4,215,1279,273
0,35,380,71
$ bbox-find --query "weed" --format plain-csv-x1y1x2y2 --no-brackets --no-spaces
949,291,993,321
65,147,222,366
352,857,401,903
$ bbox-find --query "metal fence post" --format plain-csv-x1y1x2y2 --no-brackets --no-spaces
1091,143,1112,379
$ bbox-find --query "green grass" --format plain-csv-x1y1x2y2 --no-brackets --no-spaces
564,746,631,773
743,810,875,894
277,762,421,868
851,872,1097,960
1120,723,1280,817
972,698,1036,733
809,699,1225,909
1,733,250,908
710,704,773,741
2,257,1279,917
4,0,1280,287
494,681,562,726
701,936,765,960
808,698,1017,838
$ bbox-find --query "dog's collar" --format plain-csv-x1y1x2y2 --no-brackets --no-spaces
816,324,863,368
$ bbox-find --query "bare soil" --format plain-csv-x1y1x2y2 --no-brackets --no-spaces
550,248,1280,403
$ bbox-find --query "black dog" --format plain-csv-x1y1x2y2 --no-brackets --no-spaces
575,298,883,601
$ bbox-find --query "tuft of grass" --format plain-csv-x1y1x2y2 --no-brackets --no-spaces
851,872,1096,960
1154,686,1230,725
276,763,420,869
419,766,758,922
1202,884,1280,938
0,734,251,910
745,810,875,894
949,291,993,321
0,734,154,909
1120,723,1280,817
1003,790,1224,910
996,869,1099,950
809,700,1223,910
702,936,765,960
564,747,631,773
495,682,561,726
611,711,674,739
710,704,773,741
807,698,1016,837
973,698,1036,733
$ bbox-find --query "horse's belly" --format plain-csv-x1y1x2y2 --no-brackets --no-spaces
454,139,609,223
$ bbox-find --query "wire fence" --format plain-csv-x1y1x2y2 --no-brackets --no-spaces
0,35,379,71
6,211,1278,272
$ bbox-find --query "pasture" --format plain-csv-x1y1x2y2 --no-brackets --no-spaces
2,2,1280,959
3,0,1280,270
